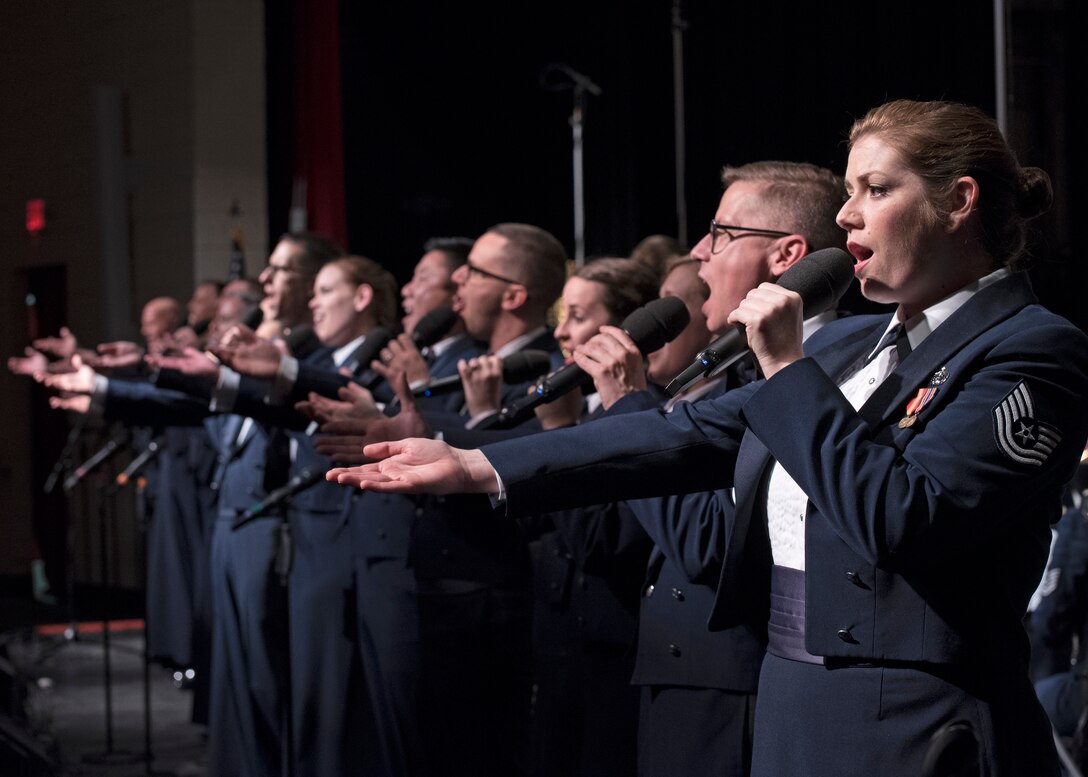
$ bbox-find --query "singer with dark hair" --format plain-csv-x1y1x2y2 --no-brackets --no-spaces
513,257,658,777
331,100,1088,776
354,223,569,777
368,236,480,404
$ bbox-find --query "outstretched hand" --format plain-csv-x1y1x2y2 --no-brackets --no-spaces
146,347,221,381
8,347,48,376
218,332,283,378
316,371,431,465
327,437,497,495
37,354,96,394
86,340,145,372
32,327,78,359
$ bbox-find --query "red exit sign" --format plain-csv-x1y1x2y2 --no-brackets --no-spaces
26,199,46,235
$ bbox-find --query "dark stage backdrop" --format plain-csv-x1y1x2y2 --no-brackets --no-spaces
266,0,1085,326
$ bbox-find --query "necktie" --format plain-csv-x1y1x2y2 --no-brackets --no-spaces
867,323,912,365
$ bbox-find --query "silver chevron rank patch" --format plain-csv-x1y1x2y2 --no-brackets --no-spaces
993,381,1061,466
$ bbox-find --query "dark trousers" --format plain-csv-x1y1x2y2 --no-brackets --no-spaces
287,509,369,777
207,514,288,777
637,685,755,777
353,556,534,777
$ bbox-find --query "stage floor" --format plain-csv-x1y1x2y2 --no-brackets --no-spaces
2,614,206,777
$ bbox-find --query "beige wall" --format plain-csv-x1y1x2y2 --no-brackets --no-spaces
0,1,266,580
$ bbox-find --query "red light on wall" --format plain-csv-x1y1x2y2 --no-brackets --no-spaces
27,199,46,235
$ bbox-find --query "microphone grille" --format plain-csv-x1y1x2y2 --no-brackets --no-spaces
777,247,855,318
410,306,458,348
502,349,552,383
621,296,691,355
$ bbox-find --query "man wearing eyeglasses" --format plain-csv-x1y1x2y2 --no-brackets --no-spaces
450,223,567,375
692,162,848,338
339,222,568,777
329,165,848,777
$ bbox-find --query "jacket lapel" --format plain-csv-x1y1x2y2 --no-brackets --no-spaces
856,273,1036,428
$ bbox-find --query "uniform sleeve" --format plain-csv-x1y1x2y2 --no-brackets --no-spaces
625,489,732,585
742,321,1088,566
484,381,760,516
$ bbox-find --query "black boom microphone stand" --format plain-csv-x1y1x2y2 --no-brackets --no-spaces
115,436,173,776
67,430,143,767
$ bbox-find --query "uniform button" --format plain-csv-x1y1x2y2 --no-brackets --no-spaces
377,529,387,539
671,587,684,601
440,548,450,557
578,576,588,591
553,547,562,558
216,455,225,464
644,584,655,598
667,643,681,657
576,616,585,627
209,482,219,492
549,581,559,591
837,629,857,644
414,508,424,518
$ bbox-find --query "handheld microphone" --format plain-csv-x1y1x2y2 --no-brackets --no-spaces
410,306,459,349
115,436,166,487
63,433,129,492
481,296,690,430
664,247,855,397
411,350,552,398
344,328,392,375
240,305,264,331
235,468,325,527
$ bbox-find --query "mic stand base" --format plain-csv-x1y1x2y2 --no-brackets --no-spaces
82,749,143,766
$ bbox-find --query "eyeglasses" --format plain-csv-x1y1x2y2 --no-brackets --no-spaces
465,260,522,286
261,263,301,279
709,221,792,254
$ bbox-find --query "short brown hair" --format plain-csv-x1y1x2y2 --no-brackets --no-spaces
324,255,399,330
721,161,845,253
574,257,661,324
487,223,568,317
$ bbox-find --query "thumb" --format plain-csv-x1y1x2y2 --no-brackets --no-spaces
361,438,406,461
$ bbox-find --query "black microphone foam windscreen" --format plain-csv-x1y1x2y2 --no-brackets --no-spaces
777,247,855,319
240,305,264,330
621,296,691,354
410,306,458,348
501,349,552,383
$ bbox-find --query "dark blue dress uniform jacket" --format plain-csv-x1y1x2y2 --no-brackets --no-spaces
481,273,1088,774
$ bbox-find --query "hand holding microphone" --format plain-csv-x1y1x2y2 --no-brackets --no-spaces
665,247,855,396
480,296,690,430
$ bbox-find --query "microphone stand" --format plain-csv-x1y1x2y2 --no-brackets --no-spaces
570,84,587,267
540,63,601,267
81,437,141,767
107,436,172,775
43,415,87,496
36,415,89,655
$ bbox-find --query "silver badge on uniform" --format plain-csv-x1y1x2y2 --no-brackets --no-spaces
993,381,1061,467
